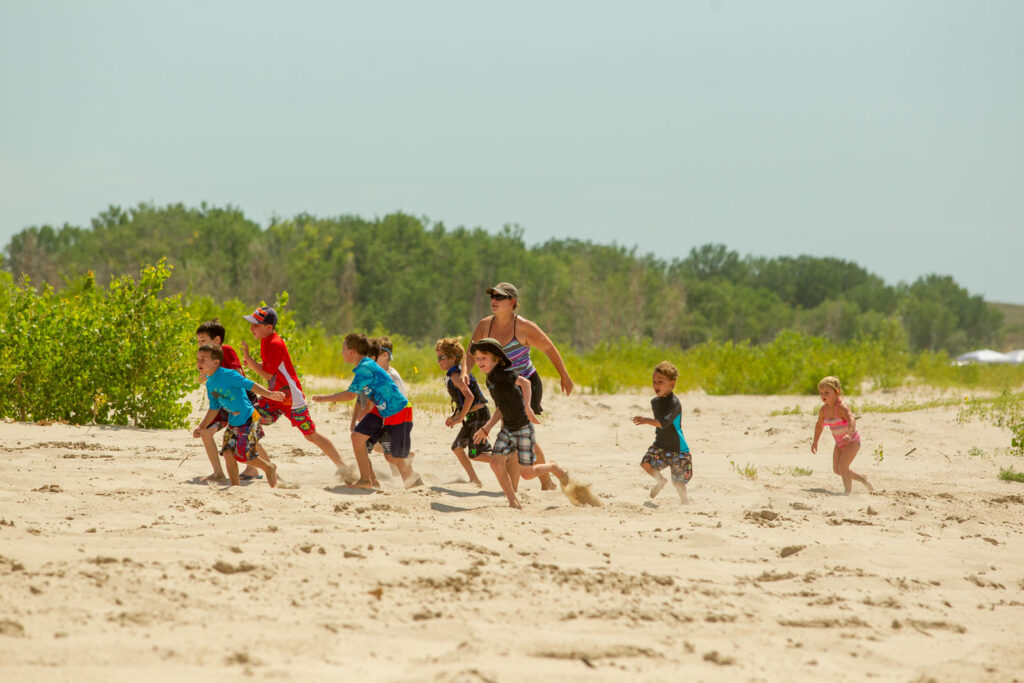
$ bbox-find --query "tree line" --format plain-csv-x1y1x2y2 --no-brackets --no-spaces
1,202,1005,353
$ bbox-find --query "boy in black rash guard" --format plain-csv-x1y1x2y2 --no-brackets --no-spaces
470,338,568,509
632,361,692,504
436,337,490,487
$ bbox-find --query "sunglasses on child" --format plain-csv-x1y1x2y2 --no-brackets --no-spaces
489,293,512,301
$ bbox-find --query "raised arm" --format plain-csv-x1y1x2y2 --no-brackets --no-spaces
519,318,574,396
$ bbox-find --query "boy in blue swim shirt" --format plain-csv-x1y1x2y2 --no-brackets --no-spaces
312,333,421,490
193,344,285,487
632,361,692,504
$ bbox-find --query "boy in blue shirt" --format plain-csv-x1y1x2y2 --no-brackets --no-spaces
193,344,285,487
311,333,421,490
632,361,692,503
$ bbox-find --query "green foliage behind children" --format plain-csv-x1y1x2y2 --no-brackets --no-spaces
0,259,194,427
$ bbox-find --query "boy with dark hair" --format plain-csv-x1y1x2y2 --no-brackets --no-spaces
632,361,692,503
436,336,490,487
194,318,264,482
240,306,352,481
193,344,284,487
470,337,567,509
311,332,421,490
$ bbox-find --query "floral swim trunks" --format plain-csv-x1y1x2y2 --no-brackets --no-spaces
641,446,693,484
221,413,265,463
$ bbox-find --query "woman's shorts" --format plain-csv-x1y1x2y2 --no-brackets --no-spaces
355,413,413,459
221,414,265,463
453,408,492,454
527,372,543,415
641,446,692,484
492,423,536,466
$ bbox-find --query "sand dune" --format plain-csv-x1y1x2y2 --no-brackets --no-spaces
2,385,1023,681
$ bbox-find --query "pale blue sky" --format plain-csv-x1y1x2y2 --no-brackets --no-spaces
2,1,1021,302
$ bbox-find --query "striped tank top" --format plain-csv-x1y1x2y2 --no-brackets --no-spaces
487,316,536,378
823,415,860,444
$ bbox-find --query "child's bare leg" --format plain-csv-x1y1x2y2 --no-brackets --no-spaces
306,431,346,469
533,442,557,490
222,450,241,486
247,456,279,488
520,461,568,485
838,444,871,492
489,454,521,508
240,443,269,478
673,481,688,504
348,432,375,488
453,447,483,486
200,427,227,481
641,462,667,498
832,446,852,494
507,456,521,492
387,455,422,488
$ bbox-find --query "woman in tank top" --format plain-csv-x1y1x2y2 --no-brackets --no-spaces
464,282,574,491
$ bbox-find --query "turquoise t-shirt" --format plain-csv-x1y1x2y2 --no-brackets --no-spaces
206,367,256,427
347,357,408,418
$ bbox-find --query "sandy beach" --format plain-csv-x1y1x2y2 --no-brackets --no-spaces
2,383,1023,682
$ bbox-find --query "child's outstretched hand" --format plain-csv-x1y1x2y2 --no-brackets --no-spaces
192,425,203,438
632,415,649,426
472,428,488,444
445,416,457,428
811,441,818,454
311,394,329,403
526,408,540,425
267,390,285,403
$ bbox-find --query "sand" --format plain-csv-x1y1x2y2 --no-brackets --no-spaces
2,383,1023,682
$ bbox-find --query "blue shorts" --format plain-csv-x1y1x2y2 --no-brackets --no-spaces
355,413,413,459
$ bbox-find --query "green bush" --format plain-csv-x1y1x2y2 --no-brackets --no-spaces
0,260,194,427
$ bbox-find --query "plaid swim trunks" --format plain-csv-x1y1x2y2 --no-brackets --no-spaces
641,446,693,484
221,413,265,463
492,423,536,466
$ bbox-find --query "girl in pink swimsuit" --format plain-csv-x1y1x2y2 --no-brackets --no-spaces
812,376,873,495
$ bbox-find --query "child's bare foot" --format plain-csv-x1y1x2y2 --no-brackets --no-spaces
404,474,424,489
508,497,522,509
650,476,667,499
864,479,874,492
370,477,381,489
550,464,570,486
337,464,359,485
347,479,376,490
202,473,229,484
266,463,279,488
540,475,558,491
470,478,483,487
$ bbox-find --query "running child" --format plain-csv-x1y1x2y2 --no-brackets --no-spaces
239,306,352,480
632,361,692,504
436,337,490,486
367,336,416,469
812,376,873,495
193,344,283,487
311,333,421,489
470,338,567,509
195,319,264,483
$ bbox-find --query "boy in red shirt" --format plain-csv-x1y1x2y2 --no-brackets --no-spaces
240,306,352,479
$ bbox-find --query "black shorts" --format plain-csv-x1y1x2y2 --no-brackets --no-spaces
453,408,492,454
355,413,413,459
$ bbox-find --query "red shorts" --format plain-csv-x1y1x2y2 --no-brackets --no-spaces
256,400,316,435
